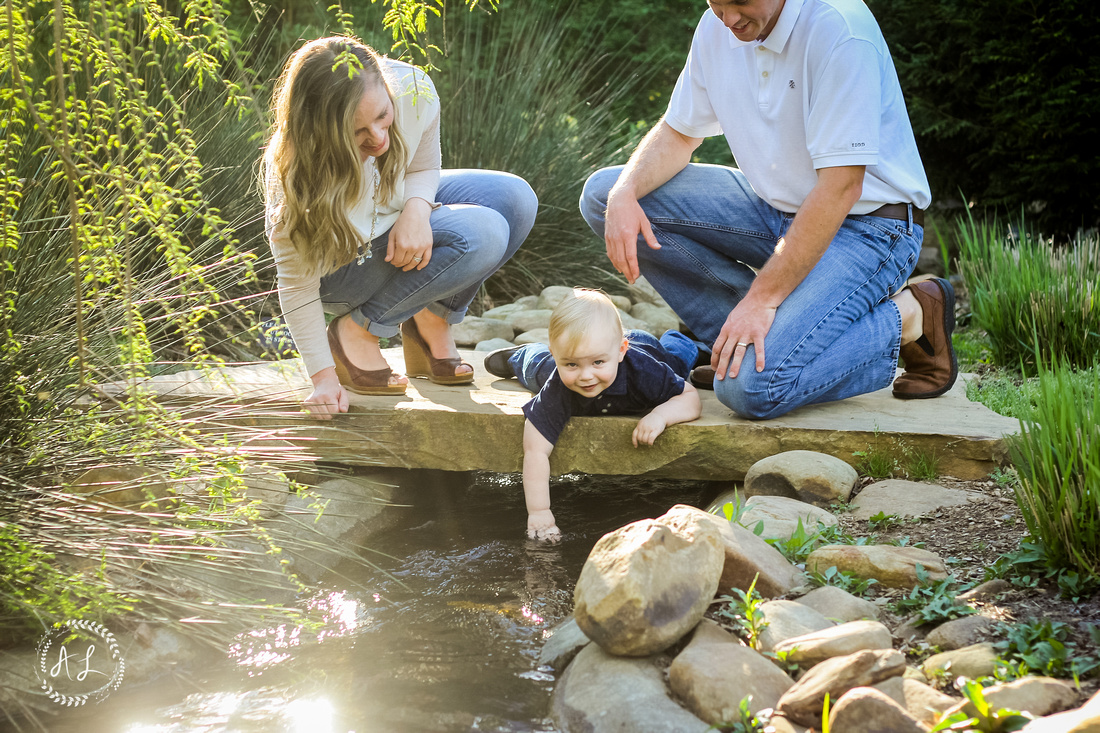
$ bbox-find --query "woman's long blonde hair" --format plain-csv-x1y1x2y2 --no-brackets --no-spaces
263,37,408,275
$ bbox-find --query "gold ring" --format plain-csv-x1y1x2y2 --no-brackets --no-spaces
737,342,749,347
413,256,422,262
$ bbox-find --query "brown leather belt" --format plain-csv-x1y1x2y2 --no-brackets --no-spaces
861,203,924,228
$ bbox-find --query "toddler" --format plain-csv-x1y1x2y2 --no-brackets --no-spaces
484,289,702,540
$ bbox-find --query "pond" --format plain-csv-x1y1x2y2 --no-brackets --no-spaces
47,470,726,733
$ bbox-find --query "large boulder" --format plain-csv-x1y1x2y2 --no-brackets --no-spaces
744,451,858,507
776,649,906,728
921,642,999,681
946,676,1078,719
738,495,838,541
772,620,894,668
536,285,575,311
668,620,794,725
806,544,948,588
757,600,834,652
538,616,590,671
451,316,514,345
510,309,554,333
712,519,809,598
68,464,171,508
573,513,724,656
630,302,680,336
793,585,880,623
925,614,995,650
551,644,710,733
851,479,984,520
828,687,927,733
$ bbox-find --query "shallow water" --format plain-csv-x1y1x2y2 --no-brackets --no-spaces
41,470,723,733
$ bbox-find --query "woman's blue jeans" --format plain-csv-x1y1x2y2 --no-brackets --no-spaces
319,169,538,337
580,164,922,419
509,330,698,393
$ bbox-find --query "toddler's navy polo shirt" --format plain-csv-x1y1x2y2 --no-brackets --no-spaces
522,346,686,446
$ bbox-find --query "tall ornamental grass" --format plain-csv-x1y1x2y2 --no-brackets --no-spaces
433,3,647,301
1008,360,1100,581
958,216,1100,374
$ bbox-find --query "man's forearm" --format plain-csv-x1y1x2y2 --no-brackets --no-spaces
746,165,866,309
609,118,701,204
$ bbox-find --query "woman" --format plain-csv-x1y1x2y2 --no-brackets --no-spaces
263,37,537,417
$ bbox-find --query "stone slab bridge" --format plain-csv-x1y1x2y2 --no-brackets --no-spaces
98,349,1018,481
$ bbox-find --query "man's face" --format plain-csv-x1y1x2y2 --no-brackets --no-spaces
707,0,786,42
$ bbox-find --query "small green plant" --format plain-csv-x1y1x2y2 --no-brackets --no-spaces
807,565,878,596
868,511,902,531
905,447,941,481
853,446,900,479
717,695,769,732
990,467,1019,489
893,565,976,626
765,518,822,563
715,575,768,651
929,677,1033,732
720,494,750,524
993,618,1100,682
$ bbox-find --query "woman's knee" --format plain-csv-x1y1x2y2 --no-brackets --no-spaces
494,173,539,239
437,208,510,264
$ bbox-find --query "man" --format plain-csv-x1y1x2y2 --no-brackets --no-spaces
580,0,954,419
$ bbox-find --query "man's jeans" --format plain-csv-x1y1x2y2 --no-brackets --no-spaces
320,169,538,338
580,164,922,419
509,330,698,393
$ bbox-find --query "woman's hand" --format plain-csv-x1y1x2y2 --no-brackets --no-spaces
386,197,434,271
304,368,349,419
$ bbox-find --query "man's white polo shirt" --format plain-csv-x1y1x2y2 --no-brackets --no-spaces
666,0,931,214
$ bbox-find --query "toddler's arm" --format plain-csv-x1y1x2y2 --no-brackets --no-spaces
632,382,702,447
522,419,561,541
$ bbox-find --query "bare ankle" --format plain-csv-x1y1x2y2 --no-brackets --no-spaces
893,290,924,345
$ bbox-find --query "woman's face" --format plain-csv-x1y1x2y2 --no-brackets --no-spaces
354,79,393,162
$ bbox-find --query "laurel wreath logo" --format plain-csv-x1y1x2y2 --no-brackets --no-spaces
35,620,125,707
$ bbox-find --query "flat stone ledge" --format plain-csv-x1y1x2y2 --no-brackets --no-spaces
95,350,1017,480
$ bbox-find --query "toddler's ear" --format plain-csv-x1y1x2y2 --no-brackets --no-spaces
618,337,629,361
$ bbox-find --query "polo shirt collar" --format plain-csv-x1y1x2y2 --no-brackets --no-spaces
727,0,803,53
603,362,630,397
763,0,803,52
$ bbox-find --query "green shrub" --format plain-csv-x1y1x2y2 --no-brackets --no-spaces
958,217,1100,374
870,0,1099,234
1007,361,1100,581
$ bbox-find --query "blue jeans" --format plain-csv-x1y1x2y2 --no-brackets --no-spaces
580,164,922,419
509,330,698,393
319,169,538,337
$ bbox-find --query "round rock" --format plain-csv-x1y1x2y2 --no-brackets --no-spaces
744,450,858,507
573,515,724,656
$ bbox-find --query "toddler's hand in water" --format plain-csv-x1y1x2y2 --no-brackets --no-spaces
527,509,561,542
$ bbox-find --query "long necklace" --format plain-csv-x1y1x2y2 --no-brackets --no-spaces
356,164,382,265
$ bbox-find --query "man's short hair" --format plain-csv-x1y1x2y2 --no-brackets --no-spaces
548,288,623,355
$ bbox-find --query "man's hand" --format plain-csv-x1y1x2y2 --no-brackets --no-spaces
527,509,561,542
605,191,660,284
633,412,669,447
712,298,776,381
386,197,434,271
304,368,349,419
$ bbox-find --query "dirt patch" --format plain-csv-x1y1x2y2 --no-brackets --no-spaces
838,474,1100,697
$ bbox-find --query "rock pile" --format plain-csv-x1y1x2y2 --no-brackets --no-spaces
542,449,1096,733
453,281,682,350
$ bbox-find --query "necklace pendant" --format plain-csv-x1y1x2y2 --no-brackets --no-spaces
356,246,372,265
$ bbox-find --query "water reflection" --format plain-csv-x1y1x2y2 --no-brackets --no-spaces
45,470,722,732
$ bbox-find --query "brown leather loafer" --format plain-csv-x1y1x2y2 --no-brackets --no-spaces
892,278,958,399
689,365,716,390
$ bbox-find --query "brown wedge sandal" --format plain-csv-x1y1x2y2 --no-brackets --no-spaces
401,317,475,385
327,317,407,396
